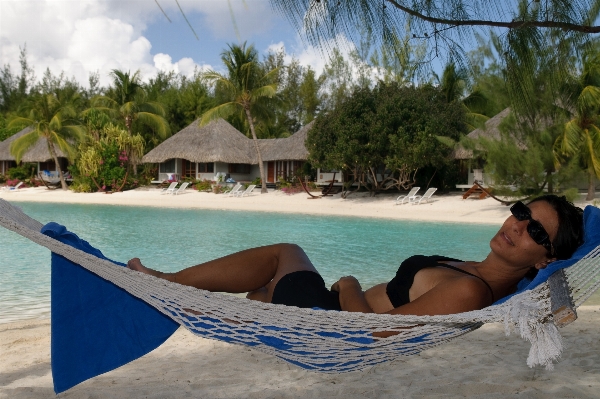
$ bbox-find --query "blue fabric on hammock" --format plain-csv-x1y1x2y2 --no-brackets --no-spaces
494,205,600,305
43,222,179,394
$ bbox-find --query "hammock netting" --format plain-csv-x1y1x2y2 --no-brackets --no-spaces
1,199,599,393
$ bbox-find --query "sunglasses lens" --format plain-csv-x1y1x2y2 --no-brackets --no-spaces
527,220,549,244
510,202,530,221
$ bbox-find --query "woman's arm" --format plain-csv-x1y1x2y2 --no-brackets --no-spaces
331,276,374,313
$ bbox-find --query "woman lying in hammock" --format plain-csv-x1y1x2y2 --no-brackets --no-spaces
128,195,583,317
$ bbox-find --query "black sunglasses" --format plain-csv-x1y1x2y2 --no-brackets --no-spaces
510,201,554,256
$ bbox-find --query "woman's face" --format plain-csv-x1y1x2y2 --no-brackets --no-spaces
490,200,560,269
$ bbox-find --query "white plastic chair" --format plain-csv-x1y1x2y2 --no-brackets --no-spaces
2,182,24,191
172,182,189,195
160,182,178,194
224,183,242,197
395,187,420,205
235,184,256,197
410,188,437,205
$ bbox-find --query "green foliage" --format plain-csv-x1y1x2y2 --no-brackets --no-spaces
308,82,467,195
554,50,600,200
7,163,36,180
73,124,144,192
195,179,212,192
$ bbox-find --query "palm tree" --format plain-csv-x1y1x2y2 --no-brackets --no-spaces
89,69,170,174
554,53,600,201
89,69,170,137
201,42,279,194
8,93,86,190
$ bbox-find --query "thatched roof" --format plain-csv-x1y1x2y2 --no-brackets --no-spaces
142,118,313,164
260,121,313,161
142,119,255,164
0,126,68,162
453,108,512,159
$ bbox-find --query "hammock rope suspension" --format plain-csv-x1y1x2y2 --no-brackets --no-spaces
1,199,600,372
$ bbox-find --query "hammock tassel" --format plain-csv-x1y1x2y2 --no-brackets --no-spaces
503,291,563,369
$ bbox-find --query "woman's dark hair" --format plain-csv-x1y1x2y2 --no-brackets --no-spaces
527,195,584,260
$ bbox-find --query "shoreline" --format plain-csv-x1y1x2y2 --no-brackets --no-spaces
1,306,599,398
4,186,593,226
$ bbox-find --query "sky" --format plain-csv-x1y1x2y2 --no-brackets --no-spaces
0,0,336,88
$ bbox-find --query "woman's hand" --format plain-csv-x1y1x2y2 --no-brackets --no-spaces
331,276,362,293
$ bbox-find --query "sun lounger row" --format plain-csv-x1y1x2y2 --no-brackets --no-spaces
160,182,189,195
159,182,256,197
395,187,437,205
224,184,256,197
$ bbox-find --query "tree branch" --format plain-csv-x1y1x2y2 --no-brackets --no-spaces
386,0,600,33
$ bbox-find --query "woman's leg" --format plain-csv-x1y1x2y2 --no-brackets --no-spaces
127,243,317,301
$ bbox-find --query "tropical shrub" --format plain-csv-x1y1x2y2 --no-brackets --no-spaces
7,163,36,180
74,124,144,192
308,82,467,197
195,179,212,192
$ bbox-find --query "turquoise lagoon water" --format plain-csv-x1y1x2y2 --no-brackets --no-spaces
0,201,499,324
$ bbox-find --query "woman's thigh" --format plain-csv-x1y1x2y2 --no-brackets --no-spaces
254,243,319,302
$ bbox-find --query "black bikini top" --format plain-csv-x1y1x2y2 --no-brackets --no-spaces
386,255,494,308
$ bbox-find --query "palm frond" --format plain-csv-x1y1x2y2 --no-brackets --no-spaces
135,112,171,138
558,119,585,156
250,84,278,101
199,102,240,126
138,101,166,117
7,117,35,130
577,85,600,114
10,130,40,163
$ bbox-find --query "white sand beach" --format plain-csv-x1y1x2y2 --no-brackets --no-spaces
1,307,599,399
0,185,529,224
1,187,599,398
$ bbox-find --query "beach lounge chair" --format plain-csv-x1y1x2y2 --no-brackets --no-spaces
395,187,420,205
160,182,178,194
172,182,189,195
410,187,437,205
1,181,23,191
1,199,599,394
224,183,242,197
235,184,256,197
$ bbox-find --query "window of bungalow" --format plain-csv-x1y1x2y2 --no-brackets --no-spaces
197,163,214,173
228,163,251,174
159,159,176,173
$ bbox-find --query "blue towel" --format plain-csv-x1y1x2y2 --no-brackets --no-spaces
43,222,179,394
495,205,600,304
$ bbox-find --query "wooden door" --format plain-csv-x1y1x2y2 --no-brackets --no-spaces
267,162,275,183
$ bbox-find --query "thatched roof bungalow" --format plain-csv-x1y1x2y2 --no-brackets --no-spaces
453,108,513,160
142,119,313,183
0,127,69,175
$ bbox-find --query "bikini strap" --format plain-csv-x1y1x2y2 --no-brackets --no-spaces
436,263,495,304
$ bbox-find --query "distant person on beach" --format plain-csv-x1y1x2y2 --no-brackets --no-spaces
128,195,583,316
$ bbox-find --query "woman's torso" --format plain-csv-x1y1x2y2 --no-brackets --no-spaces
364,255,486,313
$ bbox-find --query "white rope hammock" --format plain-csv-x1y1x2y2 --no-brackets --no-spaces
1,199,599,371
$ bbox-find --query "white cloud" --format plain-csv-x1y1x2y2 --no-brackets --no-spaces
0,0,209,88
269,35,359,77
153,53,211,77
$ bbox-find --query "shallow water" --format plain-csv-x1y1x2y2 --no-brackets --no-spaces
0,201,501,324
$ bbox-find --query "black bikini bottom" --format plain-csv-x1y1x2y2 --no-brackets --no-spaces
271,271,341,311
